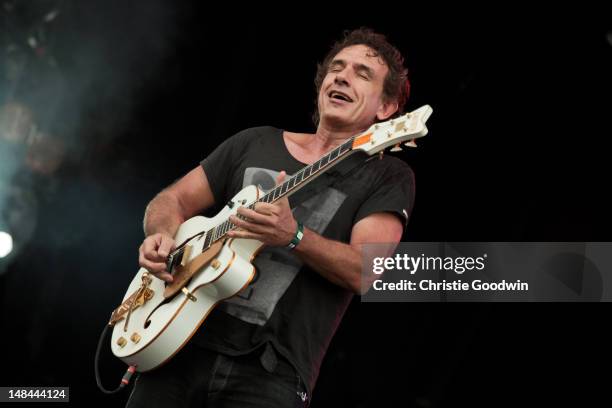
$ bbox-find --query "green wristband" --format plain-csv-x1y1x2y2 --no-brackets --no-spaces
287,221,304,250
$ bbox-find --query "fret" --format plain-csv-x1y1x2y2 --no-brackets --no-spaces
204,230,212,249
320,155,330,167
312,161,321,172
296,171,304,183
340,142,352,155
218,223,224,237
273,186,281,200
288,177,296,189
281,182,288,194
342,139,353,153
304,167,312,178
330,147,339,161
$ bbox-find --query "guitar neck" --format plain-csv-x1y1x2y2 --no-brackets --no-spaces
207,135,359,245
258,136,356,205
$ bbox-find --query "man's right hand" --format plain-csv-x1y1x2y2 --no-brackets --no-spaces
139,233,176,282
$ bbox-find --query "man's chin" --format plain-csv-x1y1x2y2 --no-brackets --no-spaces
321,115,351,130
321,112,352,128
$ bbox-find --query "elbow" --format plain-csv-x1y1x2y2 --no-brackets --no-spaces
349,282,362,295
353,280,372,296
349,272,366,295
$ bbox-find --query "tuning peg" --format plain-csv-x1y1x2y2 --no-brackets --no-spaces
404,139,417,148
390,143,402,152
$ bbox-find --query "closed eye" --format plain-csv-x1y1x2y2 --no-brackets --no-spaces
328,60,346,73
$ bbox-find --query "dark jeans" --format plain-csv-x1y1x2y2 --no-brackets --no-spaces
125,342,309,408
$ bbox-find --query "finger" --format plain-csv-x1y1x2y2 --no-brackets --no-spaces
142,235,166,262
236,207,271,223
227,229,264,240
276,194,291,210
145,252,165,263
252,202,279,216
230,215,270,234
153,271,174,283
275,170,286,185
158,235,175,258
142,235,160,259
139,253,168,274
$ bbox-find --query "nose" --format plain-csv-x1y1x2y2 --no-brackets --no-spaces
333,70,349,87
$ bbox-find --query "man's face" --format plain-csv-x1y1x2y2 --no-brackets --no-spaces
318,44,396,131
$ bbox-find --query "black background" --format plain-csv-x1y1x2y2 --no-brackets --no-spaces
0,3,611,407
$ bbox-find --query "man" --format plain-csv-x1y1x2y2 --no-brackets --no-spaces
127,28,415,407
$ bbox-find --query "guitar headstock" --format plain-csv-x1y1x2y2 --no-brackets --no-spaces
352,104,433,155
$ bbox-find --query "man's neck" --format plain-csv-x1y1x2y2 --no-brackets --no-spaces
312,122,366,153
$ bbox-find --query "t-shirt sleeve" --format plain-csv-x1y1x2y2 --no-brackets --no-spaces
353,160,416,229
200,128,253,205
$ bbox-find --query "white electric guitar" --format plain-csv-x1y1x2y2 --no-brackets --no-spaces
108,105,433,371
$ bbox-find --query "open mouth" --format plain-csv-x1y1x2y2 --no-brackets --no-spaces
328,90,353,103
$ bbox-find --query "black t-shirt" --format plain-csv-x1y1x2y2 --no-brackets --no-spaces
194,126,415,393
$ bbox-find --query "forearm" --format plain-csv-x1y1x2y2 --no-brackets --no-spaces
293,227,362,293
143,191,185,237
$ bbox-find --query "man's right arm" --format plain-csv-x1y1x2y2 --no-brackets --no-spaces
139,165,215,282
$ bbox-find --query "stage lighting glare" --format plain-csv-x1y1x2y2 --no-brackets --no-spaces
0,231,13,258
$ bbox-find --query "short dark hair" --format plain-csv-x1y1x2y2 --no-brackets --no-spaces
313,27,410,125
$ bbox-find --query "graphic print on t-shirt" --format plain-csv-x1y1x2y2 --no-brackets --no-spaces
217,167,346,326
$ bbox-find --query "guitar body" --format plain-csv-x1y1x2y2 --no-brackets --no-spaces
110,185,264,372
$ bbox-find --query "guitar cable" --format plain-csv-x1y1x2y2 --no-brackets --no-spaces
94,323,137,394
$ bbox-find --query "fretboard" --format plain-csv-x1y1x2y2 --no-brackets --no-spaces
203,136,357,248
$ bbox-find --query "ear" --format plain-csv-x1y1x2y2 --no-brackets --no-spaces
376,99,399,121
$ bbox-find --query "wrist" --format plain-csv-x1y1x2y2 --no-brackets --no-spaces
286,221,304,250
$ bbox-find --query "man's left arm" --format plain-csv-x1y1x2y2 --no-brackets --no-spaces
292,212,403,294
227,172,405,294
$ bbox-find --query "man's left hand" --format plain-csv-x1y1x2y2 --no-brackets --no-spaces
227,171,298,247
